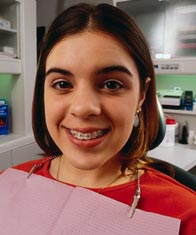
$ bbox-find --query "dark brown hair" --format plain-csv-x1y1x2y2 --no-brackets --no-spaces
32,3,159,171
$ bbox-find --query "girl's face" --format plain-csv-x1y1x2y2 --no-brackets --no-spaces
45,31,147,172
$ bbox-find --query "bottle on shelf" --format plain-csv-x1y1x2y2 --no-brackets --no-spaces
0,99,9,135
193,99,196,112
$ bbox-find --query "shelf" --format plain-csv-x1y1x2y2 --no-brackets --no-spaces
177,34,196,40
177,43,196,49
0,0,17,5
0,57,21,74
163,109,196,116
0,134,35,154
0,27,17,34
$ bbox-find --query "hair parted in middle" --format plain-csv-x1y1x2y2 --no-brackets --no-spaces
32,3,159,172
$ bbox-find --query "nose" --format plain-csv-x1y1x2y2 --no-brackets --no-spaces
69,87,102,119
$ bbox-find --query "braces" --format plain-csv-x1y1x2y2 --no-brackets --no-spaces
69,130,103,140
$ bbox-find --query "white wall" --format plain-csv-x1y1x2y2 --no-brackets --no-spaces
64,0,112,8
37,0,58,27
37,0,113,27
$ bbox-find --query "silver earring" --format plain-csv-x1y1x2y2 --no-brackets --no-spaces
134,109,140,127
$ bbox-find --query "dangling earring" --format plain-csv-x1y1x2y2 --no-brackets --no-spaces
134,109,140,127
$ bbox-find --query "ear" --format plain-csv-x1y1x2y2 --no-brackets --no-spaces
138,77,151,108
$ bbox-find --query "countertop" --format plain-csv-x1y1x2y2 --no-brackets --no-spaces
148,143,196,171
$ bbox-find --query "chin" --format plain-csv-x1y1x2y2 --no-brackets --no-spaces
71,159,104,171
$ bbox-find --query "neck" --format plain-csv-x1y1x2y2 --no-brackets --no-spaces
49,156,136,188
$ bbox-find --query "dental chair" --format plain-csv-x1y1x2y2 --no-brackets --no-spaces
149,97,196,192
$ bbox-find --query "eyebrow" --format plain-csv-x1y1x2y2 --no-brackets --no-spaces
96,65,133,77
45,67,72,77
45,65,133,78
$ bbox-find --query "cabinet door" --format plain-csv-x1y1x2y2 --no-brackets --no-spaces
115,0,166,58
0,0,20,59
0,0,37,156
0,150,12,170
115,0,196,59
173,0,196,58
12,143,44,166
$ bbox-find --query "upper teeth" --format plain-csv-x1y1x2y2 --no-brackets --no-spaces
69,130,104,140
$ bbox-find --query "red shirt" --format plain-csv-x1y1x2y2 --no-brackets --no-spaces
13,156,196,235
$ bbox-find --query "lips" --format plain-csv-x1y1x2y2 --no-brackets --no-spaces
65,127,109,148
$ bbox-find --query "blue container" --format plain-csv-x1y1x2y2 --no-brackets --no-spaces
0,99,9,135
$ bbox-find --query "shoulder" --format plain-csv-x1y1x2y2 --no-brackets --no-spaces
142,167,196,215
141,167,196,214
144,167,196,195
143,168,196,234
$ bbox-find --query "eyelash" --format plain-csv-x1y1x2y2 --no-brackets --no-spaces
102,79,124,91
51,79,124,92
52,80,72,90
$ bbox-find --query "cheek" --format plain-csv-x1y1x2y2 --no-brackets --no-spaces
119,100,138,134
106,98,136,131
44,92,65,126
120,110,135,138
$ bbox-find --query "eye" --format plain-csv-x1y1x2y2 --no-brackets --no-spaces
103,80,124,91
52,80,73,90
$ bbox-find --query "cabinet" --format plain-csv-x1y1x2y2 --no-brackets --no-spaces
12,142,43,166
114,0,196,74
0,142,43,171
0,0,20,73
0,0,37,156
0,150,12,171
174,3,196,57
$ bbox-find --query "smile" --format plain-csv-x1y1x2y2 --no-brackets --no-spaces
69,129,106,140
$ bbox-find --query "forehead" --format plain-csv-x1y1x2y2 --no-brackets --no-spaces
49,31,127,53
46,31,139,77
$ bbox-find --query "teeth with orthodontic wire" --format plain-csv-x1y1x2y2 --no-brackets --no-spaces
69,129,104,140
